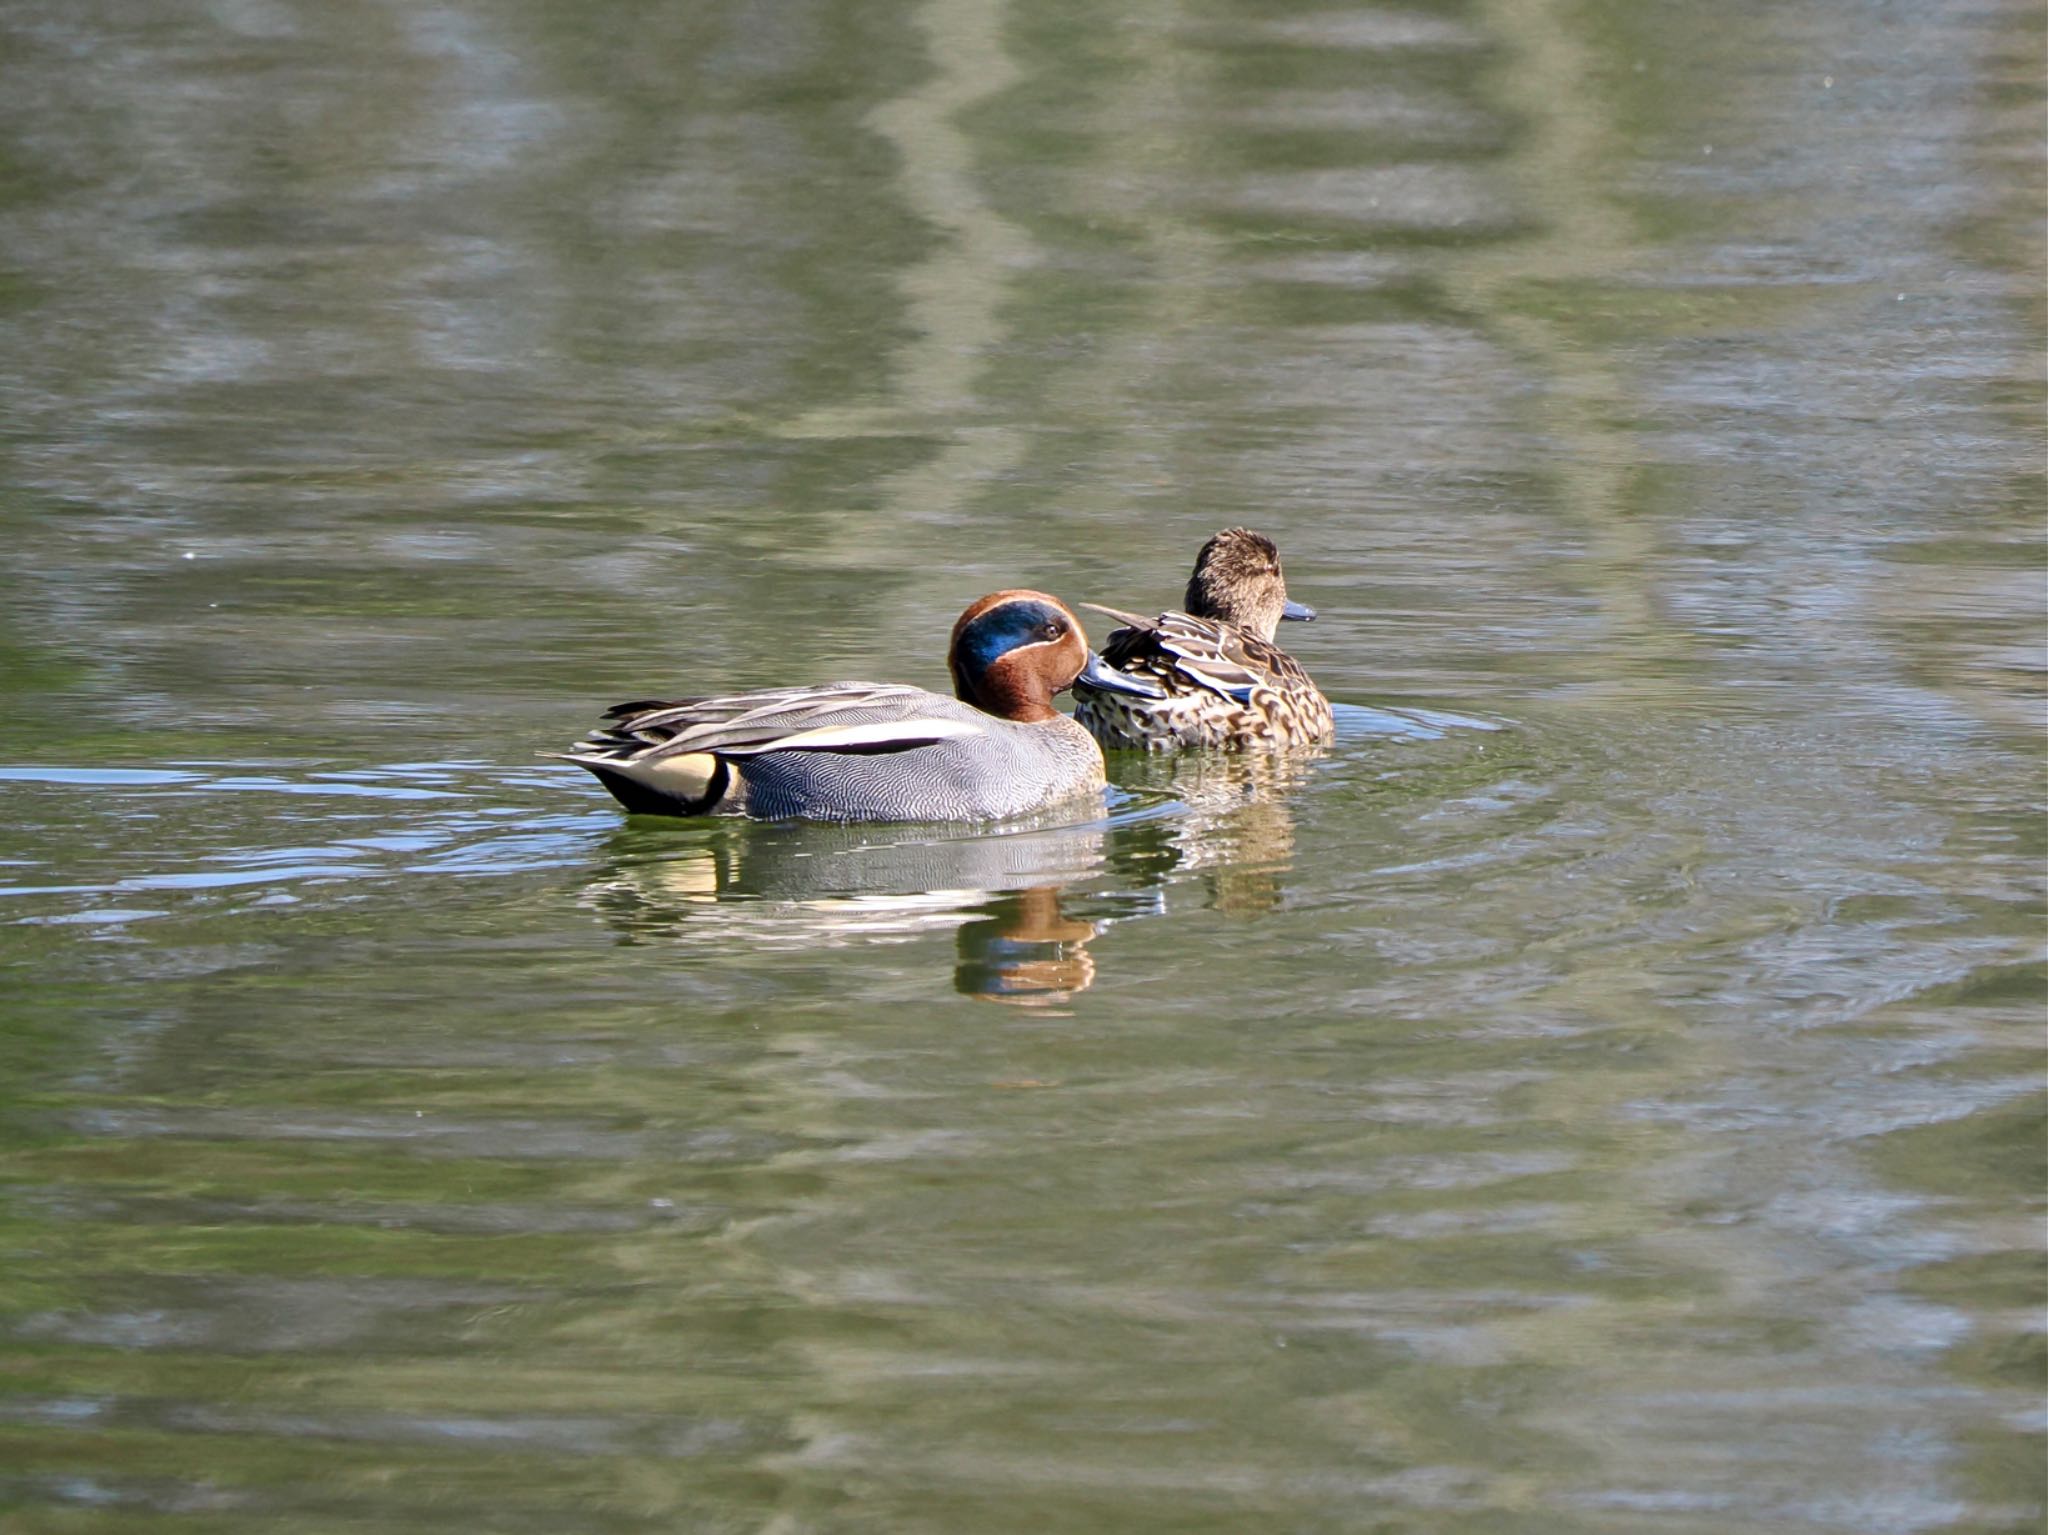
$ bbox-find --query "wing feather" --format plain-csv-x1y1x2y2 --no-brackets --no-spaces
566,683,977,765
1087,607,1313,704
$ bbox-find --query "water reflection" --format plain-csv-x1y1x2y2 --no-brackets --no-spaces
579,808,1110,946
777,0,1031,578
1109,750,1319,917
575,749,1344,998
953,886,1099,1008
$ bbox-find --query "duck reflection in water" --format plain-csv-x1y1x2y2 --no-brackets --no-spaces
578,812,1115,1004
1104,749,1317,918
954,886,1099,1009
576,746,1319,990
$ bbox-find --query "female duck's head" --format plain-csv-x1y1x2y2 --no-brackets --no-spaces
949,590,1151,722
1184,527,1315,642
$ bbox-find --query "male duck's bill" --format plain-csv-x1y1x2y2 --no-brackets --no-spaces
1076,649,1166,700
556,590,1118,822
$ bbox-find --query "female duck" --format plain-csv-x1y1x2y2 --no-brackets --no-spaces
1073,527,1335,752
557,590,1155,822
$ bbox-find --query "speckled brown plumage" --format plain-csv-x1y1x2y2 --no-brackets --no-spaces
1073,529,1334,753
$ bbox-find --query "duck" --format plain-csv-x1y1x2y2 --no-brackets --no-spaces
555,590,1159,822
1072,527,1335,752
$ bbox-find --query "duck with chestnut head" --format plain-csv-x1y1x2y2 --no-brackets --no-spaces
1073,527,1334,752
556,590,1156,821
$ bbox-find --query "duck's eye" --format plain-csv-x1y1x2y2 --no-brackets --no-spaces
1039,621,1065,641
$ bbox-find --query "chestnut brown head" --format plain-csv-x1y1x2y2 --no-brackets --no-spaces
948,590,1092,723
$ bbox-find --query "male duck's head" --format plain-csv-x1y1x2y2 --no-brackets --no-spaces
950,590,1146,722
1184,527,1315,643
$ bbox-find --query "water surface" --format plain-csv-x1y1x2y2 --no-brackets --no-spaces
1,0,2042,1530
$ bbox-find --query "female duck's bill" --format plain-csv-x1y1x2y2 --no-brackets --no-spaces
558,589,1149,822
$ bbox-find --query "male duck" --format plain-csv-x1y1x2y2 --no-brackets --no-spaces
557,590,1156,822
1072,527,1335,752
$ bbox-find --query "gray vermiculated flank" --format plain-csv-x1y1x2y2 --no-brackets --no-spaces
734,703,1106,822
570,686,1107,821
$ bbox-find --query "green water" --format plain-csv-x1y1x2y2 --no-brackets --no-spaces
1,0,2042,1530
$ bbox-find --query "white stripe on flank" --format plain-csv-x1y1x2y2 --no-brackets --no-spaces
767,718,985,752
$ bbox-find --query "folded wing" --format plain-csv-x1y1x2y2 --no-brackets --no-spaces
1083,604,1311,704
570,682,987,764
